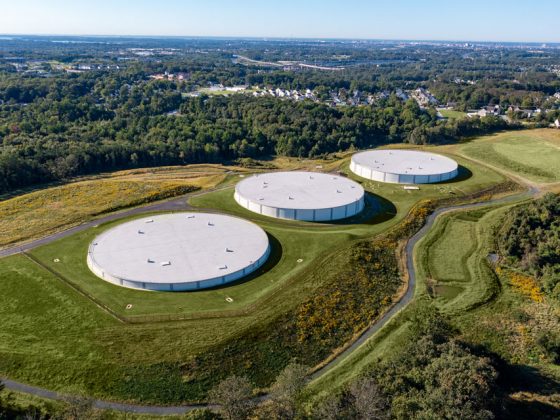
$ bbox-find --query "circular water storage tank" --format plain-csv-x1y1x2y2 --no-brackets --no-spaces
87,213,270,291
234,171,365,221
350,150,459,184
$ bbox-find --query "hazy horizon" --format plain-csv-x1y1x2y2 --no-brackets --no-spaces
1,34,558,45
1,0,558,44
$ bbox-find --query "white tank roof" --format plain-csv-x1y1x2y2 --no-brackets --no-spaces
235,171,364,210
351,150,458,176
88,213,269,285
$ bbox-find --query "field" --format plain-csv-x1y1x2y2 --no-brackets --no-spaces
196,87,257,96
0,165,235,249
416,208,500,312
429,206,560,415
306,130,560,402
0,157,347,251
0,144,510,405
461,129,560,183
439,109,467,120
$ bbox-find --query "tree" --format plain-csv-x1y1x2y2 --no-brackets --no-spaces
209,376,254,420
267,363,308,419
349,377,389,420
419,341,497,419
58,396,99,420
311,395,344,420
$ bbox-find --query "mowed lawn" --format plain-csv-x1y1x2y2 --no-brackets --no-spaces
427,217,476,282
416,208,502,313
439,109,467,120
461,129,560,183
0,254,263,401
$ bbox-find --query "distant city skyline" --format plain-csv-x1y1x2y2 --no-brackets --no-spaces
1,0,558,43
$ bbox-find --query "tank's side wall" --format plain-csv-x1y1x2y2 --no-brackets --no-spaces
88,241,271,292
351,160,459,185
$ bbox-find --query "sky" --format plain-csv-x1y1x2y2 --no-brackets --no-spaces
0,0,558,43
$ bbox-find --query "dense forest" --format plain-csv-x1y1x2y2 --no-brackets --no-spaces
0,73,507,194
499,194,560,300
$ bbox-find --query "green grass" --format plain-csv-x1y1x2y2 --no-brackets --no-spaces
306,202,515,400
0,254,118,395
416,206,503,313
304,314,412,406
197,88,257,96
439,109,467,120
0,164,240,249
0,148,507,404
461,129,560,183
427,218,476,282
0,388,199,419
30,211,364,319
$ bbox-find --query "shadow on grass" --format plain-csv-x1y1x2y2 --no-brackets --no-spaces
498,362,560,419
329,192,397,226
433,165,473,185
468,342,560,419
184,231,283,293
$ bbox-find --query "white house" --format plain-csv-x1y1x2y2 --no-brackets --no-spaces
555,119,560,129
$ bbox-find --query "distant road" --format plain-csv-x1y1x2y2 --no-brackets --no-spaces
234,54,343,71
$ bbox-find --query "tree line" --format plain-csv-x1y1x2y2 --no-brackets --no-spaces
0,71,510,194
